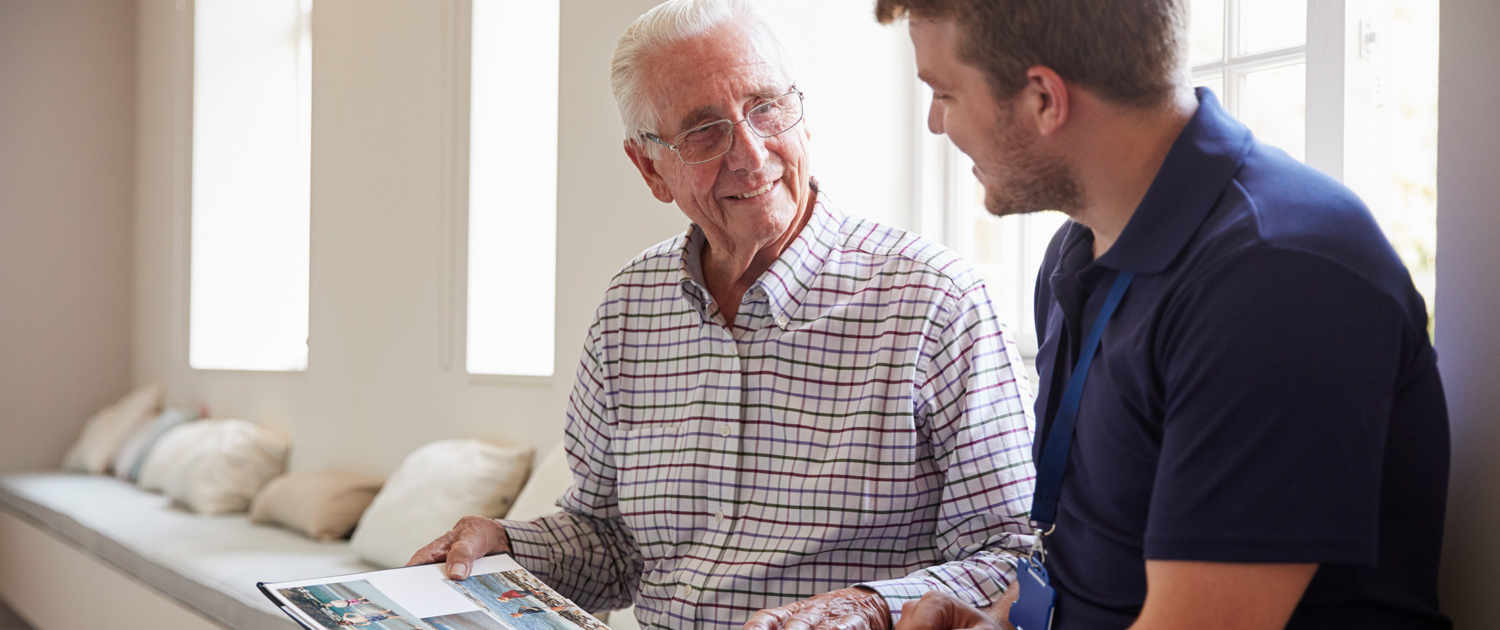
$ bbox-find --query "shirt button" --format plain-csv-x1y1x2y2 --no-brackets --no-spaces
775,313,789,327
715,510,725,523
719,424,732,437
678,585,692,597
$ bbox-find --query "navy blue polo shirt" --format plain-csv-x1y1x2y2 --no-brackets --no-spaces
1033,89,1450,629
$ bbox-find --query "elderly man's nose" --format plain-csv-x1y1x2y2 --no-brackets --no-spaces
725,121,769,172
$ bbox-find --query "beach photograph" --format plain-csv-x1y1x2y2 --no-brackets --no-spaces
445,571,609,630
277,580,433,629
422,610,516,630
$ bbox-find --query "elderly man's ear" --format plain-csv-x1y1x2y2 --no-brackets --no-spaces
624,140,676,203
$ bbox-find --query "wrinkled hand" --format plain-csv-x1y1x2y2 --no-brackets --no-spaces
405,515,512,581
892,590,1013,630
744,587,891,630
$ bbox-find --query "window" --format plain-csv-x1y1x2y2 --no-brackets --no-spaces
1191,0,1309,161
189,0,313,371
465,0,560,376
758,2,915,229
935,0,1440,367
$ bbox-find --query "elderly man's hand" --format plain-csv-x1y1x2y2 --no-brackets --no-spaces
891,590,1015,630
405,515,511,581
743,587,892,630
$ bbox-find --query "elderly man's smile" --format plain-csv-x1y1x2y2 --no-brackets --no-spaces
727,179,778,200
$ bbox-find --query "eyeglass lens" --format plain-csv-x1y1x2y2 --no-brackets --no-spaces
676,91,803,164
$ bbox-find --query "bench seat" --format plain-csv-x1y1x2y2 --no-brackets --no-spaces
0,472,378,630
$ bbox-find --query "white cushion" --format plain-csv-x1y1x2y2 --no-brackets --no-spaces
62,384,163,474
507,442,573,521
113,408,198,483
137,420,214,492
350,439,533,569
166,419,291,515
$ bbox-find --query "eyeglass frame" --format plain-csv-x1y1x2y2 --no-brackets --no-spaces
640,87,805,165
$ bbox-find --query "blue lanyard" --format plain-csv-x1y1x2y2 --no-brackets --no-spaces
1030,271,1135,531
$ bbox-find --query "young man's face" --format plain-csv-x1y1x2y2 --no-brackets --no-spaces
908,17,1079,217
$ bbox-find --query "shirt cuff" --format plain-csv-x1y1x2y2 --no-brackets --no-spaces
854,578,981,623
496,518,556,581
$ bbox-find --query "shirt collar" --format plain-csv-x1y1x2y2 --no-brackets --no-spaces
1089,88,1254,274
676,188,840,325
760,195,840,322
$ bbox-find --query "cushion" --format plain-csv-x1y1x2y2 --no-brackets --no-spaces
113,408,199,483
166,419,291,515
61,384,163,474
506,441,573,521
350,439,533,569
138,420,216,492
249,471,383,541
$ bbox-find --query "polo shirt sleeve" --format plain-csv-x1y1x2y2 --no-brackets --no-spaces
1144,247,1409,565
499,329,644,613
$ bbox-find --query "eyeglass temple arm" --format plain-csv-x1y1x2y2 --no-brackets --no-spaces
641,133,674,150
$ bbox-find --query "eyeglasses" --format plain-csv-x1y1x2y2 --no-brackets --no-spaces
643,88,804,165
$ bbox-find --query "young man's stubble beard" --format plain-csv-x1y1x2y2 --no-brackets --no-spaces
982,101,1085,219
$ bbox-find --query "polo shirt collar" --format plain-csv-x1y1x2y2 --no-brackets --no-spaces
1092,88,1254,274
676,187,839,325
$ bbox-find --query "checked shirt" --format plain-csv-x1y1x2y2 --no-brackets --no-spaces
500,198,1037,630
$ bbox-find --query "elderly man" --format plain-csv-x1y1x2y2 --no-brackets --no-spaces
408,1,1036,629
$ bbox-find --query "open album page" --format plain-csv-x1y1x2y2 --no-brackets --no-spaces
261,554,614,630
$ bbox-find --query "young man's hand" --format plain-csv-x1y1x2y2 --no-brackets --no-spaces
892,590,1014,630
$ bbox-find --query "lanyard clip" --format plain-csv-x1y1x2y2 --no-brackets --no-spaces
1028,521,1055,564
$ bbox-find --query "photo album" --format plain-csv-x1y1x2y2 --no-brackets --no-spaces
258,555,616,630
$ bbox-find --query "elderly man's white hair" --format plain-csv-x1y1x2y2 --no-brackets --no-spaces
610,0,795,143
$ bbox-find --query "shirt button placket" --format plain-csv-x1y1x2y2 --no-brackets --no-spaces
687,346,741,615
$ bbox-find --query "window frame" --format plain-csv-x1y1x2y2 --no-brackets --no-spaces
186,0,315,373
924,0,1352,367
456,0,561,381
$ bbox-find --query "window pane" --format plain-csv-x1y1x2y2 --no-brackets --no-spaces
467,0,559,376
1238,62,1306,161
1191,0,1225,65
1237,0,1306,55
1343,0,1439,334
964,175,1068,362
1194,72,1225,101
190,0,312,371
758,1,911,227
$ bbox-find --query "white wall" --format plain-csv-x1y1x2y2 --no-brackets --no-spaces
1435,0,1500,624
131,0,914,477
132,0,680,476
0,0,136,473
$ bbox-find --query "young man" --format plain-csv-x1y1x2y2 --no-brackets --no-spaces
878,1,1450,629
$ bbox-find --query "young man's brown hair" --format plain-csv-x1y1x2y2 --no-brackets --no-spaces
876,0,1189,108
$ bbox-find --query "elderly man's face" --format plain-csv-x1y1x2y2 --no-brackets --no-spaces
626,24,812,252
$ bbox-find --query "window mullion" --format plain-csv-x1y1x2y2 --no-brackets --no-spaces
1224,0,1239,115
1305,0,1347,180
